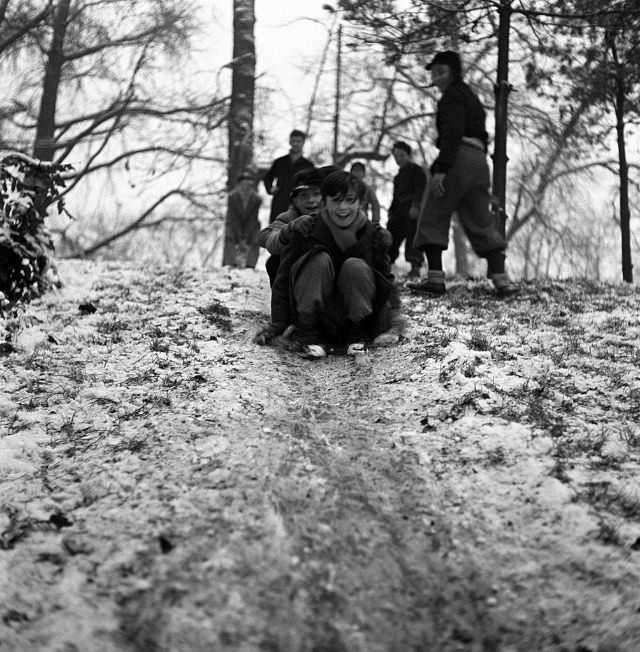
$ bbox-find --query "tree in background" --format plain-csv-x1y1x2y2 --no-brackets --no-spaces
0,0,230,261
526,0,640,282
222,0,256,268
335,0,640,281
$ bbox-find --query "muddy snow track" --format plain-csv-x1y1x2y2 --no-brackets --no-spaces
1,260,640,652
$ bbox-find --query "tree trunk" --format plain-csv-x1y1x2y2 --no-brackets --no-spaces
223,0,256,267
610,48,633,282
492,0,512,239
33,0,70,162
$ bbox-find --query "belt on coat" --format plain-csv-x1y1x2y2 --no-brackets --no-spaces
460,136,485,152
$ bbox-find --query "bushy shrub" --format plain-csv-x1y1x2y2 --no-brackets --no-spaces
0,152,72,315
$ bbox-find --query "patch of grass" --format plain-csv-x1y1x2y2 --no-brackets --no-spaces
460,358,479,378
601,316,627,333
549,456,571,483
565,297,586,314
620,424,640,449
627,388,640,421
519,373,564,432
150,338,170,353
594,519,623,546
493,321,509,335
547,315,570,329
468,329,490,351
548,349,566,367
484,446,507,466
564,333,584,355
198,299,232,331
554,428,608,459
95,317,131,342
578,482,640,520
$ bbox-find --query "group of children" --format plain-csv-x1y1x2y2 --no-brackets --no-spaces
234,49,519,358
254,166,402,359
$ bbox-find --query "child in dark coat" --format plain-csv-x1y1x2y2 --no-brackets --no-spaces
256,170,403,359
257,167,322,286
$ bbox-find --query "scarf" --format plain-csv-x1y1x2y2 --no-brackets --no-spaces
320,208,368,252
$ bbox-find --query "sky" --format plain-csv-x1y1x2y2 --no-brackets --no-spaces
210,1,332,160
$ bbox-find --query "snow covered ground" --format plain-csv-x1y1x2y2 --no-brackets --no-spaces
1,259,640,651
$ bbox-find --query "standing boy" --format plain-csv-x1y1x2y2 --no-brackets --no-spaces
222,171,262,268
263,129,314,223
408,50,517,297
387,142,427,278
350,161,381,225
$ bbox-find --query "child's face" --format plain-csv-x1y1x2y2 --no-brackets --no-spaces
289,135,305,154
324,191,361,229
292,187,322,216
430,63,453,91
392,148,410,168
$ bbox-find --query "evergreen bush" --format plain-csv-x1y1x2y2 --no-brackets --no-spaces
0,152,72,316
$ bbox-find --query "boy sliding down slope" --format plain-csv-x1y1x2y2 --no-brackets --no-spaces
257,167,323,287
255,170,403,359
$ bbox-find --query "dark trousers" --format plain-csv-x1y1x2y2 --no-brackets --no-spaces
387,212,423,267
414,145,505,256
293,252,376,326
266,255,280,287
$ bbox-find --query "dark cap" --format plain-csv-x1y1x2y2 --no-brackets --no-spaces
290,167,323,199
425,50,462,77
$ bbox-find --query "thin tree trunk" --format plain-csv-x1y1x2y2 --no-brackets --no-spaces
611,58,632,282
492,0,512,239
33,0,70,161
223,0,255,267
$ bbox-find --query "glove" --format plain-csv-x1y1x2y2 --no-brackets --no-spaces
375,225,393,250
279,214,315,244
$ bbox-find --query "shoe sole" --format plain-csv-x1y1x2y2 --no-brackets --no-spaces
299,344,327,359
406,284,446,296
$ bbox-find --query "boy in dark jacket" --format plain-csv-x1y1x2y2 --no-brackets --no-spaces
408,50,517,297
263,129,314,223
258,167,322,286
387,141,427,278
255,170,402,359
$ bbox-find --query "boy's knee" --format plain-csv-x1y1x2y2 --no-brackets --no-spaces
341,257,371,277
303,251,333,274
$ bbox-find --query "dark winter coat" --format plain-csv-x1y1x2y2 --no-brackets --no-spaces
263,154,314,222
389,162,427,218
431,79,489,175
270,216,399,342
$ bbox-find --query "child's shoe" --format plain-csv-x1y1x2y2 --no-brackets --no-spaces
406,270,446,295
299,343,327,359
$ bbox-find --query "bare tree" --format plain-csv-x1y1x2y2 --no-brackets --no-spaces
1,0,231,259
222,0,256,267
